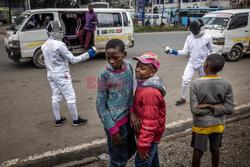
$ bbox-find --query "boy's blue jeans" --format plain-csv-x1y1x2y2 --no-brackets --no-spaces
135,143,160,167
105,121,137,167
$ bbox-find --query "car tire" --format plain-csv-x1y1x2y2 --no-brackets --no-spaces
0,21,3,26
33,49,45,68
225,45,243,62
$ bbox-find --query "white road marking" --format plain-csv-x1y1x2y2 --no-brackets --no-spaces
235,103,250,110
1,103,250,167
165,118,192,128
135,31,189,35
0,138,106,167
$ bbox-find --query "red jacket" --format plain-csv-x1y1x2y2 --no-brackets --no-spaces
134,76,166,153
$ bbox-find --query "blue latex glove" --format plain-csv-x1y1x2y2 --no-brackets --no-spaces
88,48,96,58
165,46,178,55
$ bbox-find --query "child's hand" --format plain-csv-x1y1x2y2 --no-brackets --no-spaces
130,111,141,132
196,103,224,110
139,152,150,162
196,104,210,109
111,132,122,145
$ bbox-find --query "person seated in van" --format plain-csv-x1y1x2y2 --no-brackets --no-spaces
79,4,98,52
32,14,42,28
41,16,52,29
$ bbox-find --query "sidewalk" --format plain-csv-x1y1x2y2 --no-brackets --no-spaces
84,112,250,167
0,24,9,39
0,24,9,34
2,107,249,167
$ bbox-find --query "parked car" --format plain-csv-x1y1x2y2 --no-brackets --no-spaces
0,13,7,26
145,14,167,26
0,7,17,24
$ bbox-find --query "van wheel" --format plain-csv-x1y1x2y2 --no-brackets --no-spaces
0,21,3,26
225,45,243,62
33,49,45,68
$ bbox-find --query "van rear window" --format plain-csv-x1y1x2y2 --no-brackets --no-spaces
97,13,122,27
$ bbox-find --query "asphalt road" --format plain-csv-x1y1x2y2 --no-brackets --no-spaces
0,31,250,163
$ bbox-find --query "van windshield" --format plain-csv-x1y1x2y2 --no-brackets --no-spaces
202,13,232,29
9,12,29,31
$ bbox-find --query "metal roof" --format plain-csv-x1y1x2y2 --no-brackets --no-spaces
210,9,250,14
25,8,128,13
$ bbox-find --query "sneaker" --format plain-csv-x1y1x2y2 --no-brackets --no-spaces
176,98,186,106
72,117,88,127
54,117,66,127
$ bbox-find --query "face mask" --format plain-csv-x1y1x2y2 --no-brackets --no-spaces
47,21,64,41
190,19,204,36
48,31,64,41
107,61,125,71
108,64,114,70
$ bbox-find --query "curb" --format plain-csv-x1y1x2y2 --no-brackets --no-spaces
54,157,99,167
1,142,108,167
163,103,250,137
1,104,250,167
162,109,250,142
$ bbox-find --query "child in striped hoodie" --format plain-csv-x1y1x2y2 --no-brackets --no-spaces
96,39,136,167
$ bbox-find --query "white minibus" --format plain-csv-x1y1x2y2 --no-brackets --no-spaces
202,9,250,61
4,8,134,68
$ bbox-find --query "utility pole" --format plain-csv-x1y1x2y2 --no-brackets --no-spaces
151,0,153,13
27,0,31,9
246,0,248,8
143,0,145,26
178,0,181,26
135,0,138,25
161,0,165,25
8,0,11,23
237,0,240,8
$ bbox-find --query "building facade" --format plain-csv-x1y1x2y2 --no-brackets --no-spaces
143,0,242,13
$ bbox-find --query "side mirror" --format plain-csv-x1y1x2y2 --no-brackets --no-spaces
11,16,16,24
222,19,228,27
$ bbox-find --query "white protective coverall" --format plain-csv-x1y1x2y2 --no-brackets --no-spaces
41,37,91,121
178,33,215,99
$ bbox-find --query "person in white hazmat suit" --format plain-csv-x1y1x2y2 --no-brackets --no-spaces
41,21,96,127
165,19,215,106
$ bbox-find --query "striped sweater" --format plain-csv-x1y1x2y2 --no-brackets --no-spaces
96,61,134,135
